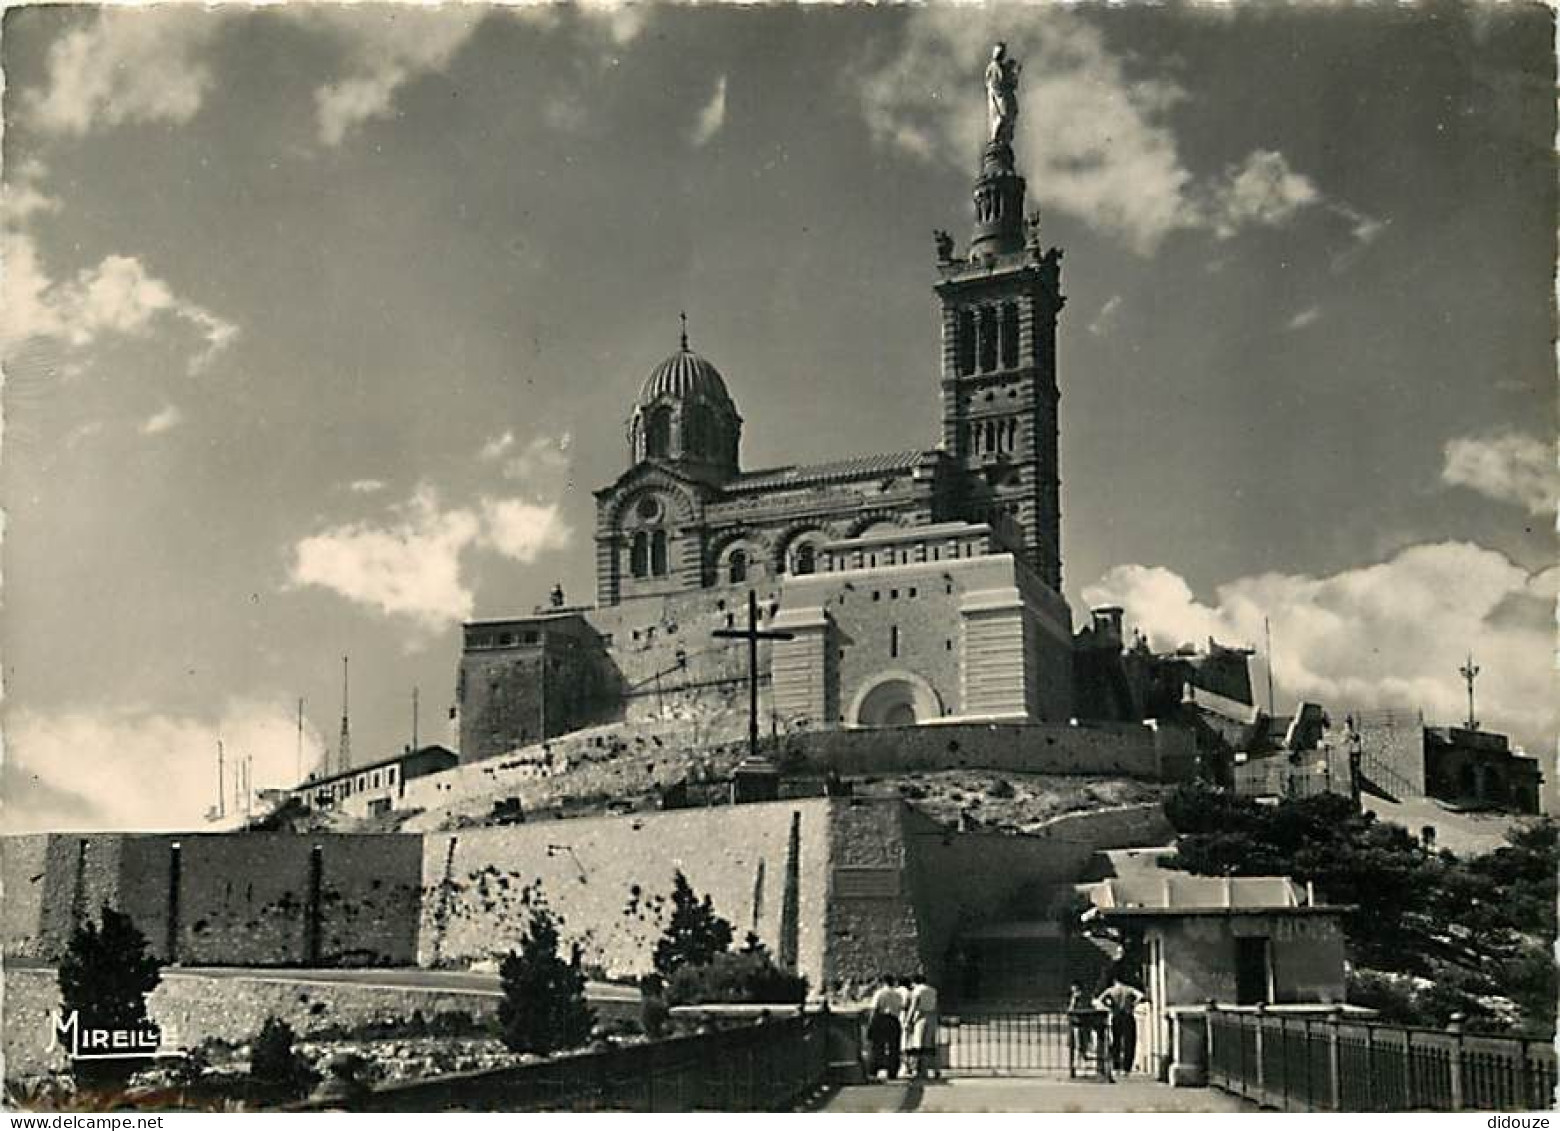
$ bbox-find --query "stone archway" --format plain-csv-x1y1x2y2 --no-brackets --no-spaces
848,671,942,728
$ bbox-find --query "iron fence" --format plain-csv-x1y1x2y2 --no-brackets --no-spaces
1207,1007,1556,1112
311,1010,829,1112
938,1010,1113,1078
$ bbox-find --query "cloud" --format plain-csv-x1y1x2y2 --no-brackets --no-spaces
691,75,728,148
291,7,487,147
858,11,1363,255
28,9,222,135
1088,295,1123,337
1,243,239,376
289,481,571,629
480,431,517,461
348,478,387,495
1083,542,1559,754
290,486,484,629
139,404,184,435
481,498,570,562
1442,430,1558,517
2,701,328,833
1285,306,1321,331
1205,150,1320,240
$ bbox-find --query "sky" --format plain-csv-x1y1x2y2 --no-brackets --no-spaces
2,2,1555,831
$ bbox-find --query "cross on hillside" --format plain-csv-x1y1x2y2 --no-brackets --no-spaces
713,590,794,760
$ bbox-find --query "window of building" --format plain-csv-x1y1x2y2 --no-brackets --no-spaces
1001,302,1020,369
890,589,899,600
890,626,900,658
651,530,669,576
909,587,917,598
728,549,748,584
956,309,976,375
794,542,817,575
631,532,649,578
646,407,672,458
979,307,999,372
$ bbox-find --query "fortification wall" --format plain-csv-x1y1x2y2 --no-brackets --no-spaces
1,967,509,1082
902,801,1172,980
1,834,422,967
418,798,832,987
782,721,1192,781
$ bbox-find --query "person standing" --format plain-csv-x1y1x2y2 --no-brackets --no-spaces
903,972,940,1080
1095,974,1147,1076
867,974,906,1081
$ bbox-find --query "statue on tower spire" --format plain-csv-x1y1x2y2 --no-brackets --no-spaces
985,42,1021,147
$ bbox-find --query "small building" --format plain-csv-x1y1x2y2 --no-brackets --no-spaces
295,745,458,819
1080,868,1350,1080
1355,710,1542,814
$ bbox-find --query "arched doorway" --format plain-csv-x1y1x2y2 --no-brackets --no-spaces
849,672,942,728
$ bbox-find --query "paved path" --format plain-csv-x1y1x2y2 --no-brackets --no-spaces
816,1077,1255,1113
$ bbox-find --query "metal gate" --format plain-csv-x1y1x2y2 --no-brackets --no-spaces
938,1011,1113,1078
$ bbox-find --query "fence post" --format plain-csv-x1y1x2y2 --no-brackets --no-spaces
1253,1003,1268,1106
1326,1007,1343,1112
1447,1013,1465,1111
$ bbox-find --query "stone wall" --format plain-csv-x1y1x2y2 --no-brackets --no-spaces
822,800,925,985
2,967,510,1082
1,834,422,967
417,798,832,988
781,720,1192,781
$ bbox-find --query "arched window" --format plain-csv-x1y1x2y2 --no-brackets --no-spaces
794,542,816,575
630,532,649,578
1000,302,1020,369
646,407,672,459
728,549,748,584
651,530,669,577
956,309,977,376
978,307,998,372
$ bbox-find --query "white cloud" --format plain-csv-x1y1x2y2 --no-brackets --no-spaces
858,12,1362,255
1442,430,1558,517
1,244,239,376
293,7,487,147
1205,150,1320,240
1083,542,1559,754
3,701,328,833
348,478,387,495
1088,295,1123,337
1286,306,1322,332
29,9,221,135
503,433,572,483
481,498,570,562
289,482,572,629
479,430,517,461
290,486,483,629
691,75,728,148
139,404,184,435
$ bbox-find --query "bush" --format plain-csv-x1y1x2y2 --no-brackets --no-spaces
652,871,734,978
249,1017,317,1100
57,905,162,1094
498,908,596,1055
668,949,809,1006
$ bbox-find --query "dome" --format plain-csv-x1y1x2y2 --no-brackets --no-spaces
637,347,736,413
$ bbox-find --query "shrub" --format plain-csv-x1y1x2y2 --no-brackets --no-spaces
57,905,162,1094
668,949,808,1006
498,908,596,1055
248,1017,316,1100
652,871,733,978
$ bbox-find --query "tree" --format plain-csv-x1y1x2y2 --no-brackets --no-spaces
498,907,596,1055
652,871,734,978
668,948,809,1006
57,905,162,1093
249,1017,317,1100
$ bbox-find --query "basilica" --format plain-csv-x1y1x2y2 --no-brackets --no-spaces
456,57,1081,765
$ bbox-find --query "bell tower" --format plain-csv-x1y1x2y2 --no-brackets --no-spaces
935,44,1065,592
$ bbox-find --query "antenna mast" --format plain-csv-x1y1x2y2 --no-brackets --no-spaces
412,686,420,751
1459,653,1481,730
337,655,352,776
1263,617,1277,716
296,697,305,784
216,739,226,819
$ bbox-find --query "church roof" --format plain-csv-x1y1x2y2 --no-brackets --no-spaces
727,449,936,493
637,347,737,412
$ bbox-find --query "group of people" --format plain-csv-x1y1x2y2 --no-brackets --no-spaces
1069,974,1148,1076
862,973,940,1081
